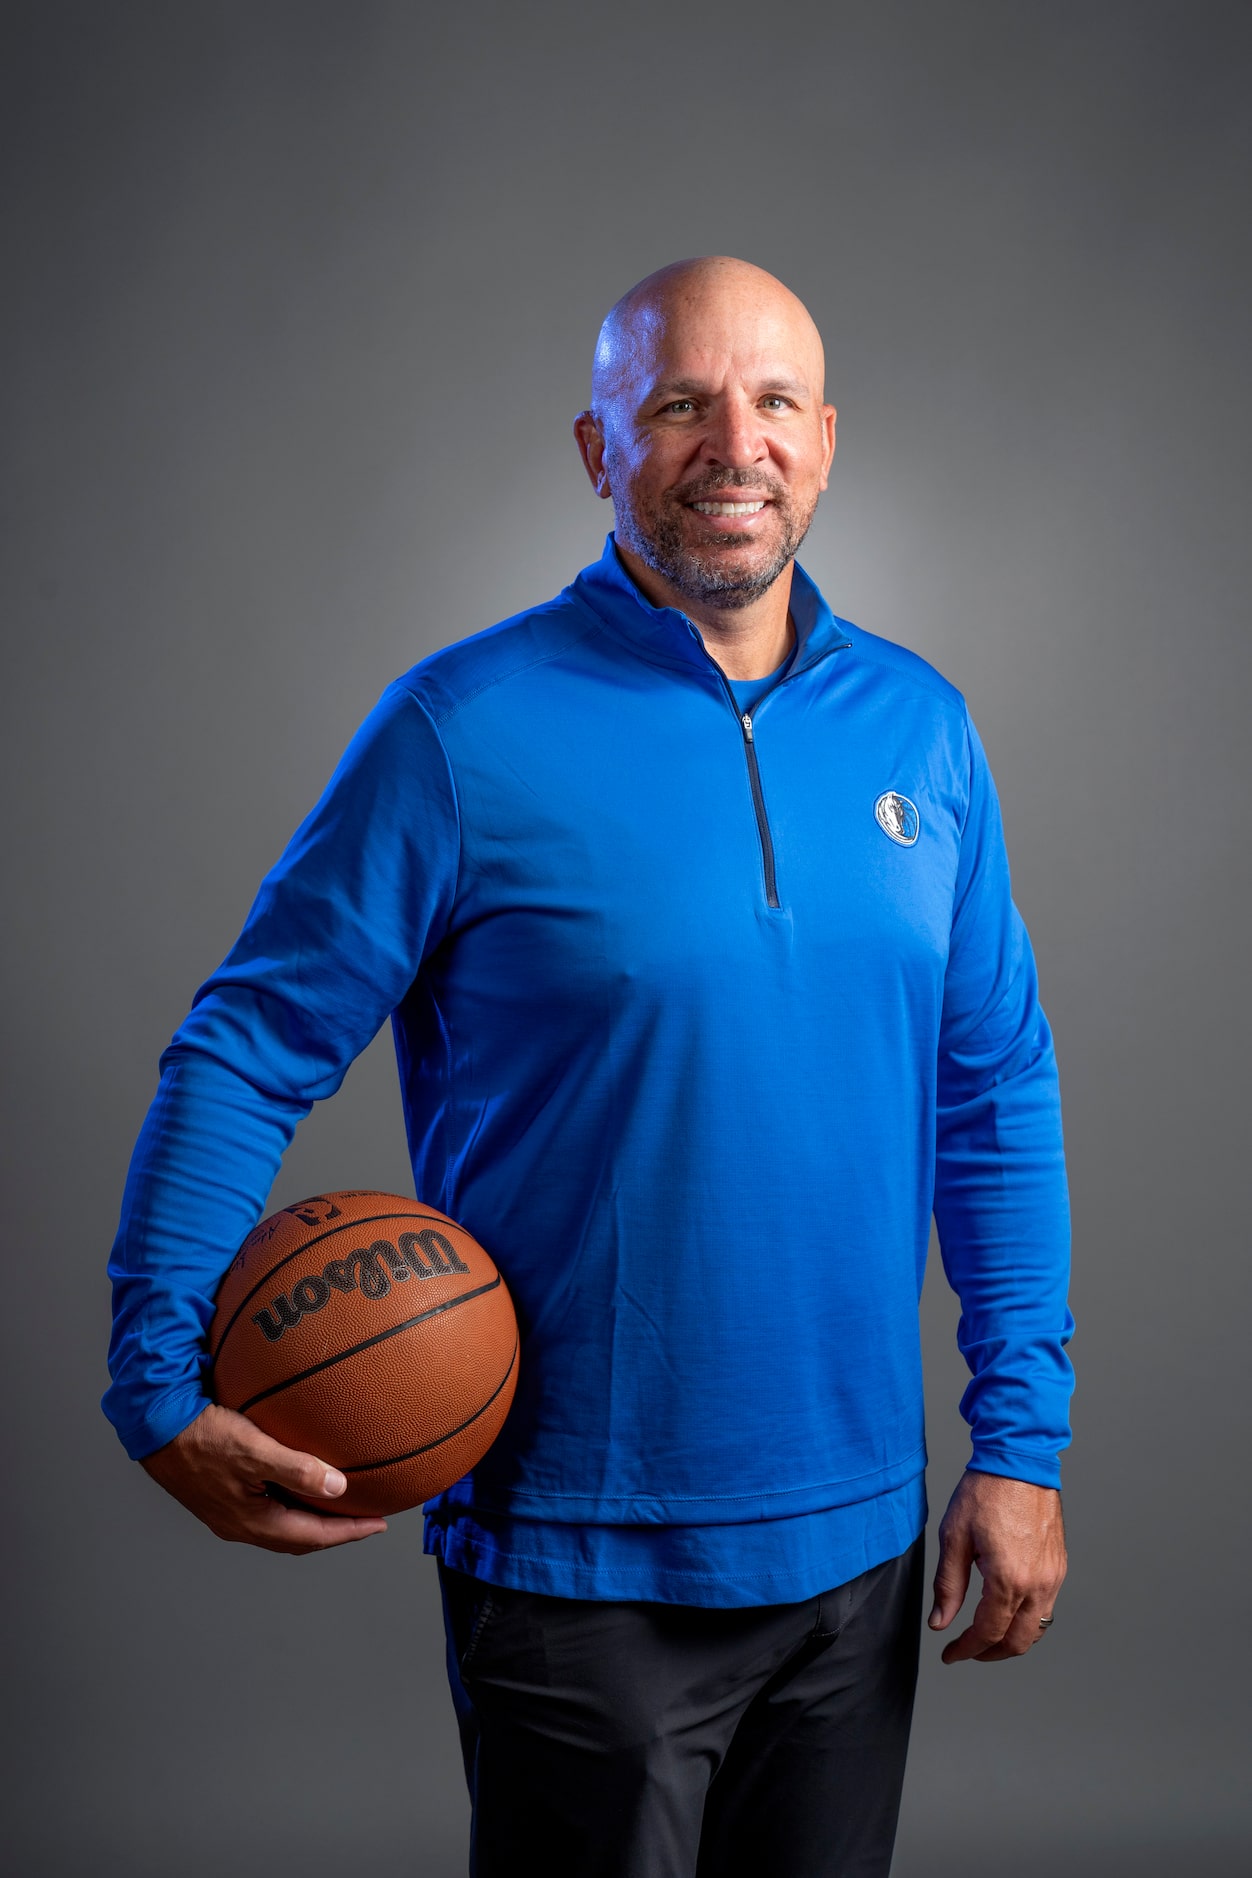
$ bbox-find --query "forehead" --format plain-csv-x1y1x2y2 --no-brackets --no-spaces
624,293,821,396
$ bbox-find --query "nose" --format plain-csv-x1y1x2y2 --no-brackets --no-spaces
699,390,767,471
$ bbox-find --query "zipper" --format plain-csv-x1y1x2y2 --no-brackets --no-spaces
736,706,780,909
689,625,848,913
710,664,788,912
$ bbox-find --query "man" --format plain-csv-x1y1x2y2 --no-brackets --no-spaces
106,257,1073,1876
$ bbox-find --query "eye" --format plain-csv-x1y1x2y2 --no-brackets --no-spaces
761,395,792,411
662,399,696,414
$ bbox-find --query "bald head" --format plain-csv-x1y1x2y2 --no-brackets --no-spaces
591,256,825,420
573,256,836,621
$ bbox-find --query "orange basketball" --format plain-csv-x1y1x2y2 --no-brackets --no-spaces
208,1190,519,1517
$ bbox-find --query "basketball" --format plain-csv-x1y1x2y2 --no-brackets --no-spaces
208,1191,519,1517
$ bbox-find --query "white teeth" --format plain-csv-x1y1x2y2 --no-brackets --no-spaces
691,500,766,516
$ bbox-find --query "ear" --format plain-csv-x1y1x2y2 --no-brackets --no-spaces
817,404,837,493
573,410,613,499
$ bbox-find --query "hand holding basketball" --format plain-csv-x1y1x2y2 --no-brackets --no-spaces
142,1190,518,1546
140,1403,389,1555
208,1191,519,1517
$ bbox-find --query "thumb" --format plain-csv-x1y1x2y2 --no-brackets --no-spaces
929,1524,973,1631
225,1410,348,1501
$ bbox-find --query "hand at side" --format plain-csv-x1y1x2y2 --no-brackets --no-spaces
140,1403,388,1555
928,1470,1066,1663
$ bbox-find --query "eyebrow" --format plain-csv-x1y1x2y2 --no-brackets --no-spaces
646,375,810,401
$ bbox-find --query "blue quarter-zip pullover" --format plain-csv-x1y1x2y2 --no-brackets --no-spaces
105,537,1073,1604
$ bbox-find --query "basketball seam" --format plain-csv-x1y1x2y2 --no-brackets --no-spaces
209,1208,466,1364
232,1275,504,1413
341,1340,519,1474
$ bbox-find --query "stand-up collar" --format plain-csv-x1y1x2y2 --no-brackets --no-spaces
571,534,852,680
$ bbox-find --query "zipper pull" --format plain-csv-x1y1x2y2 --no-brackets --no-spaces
741,713,754,742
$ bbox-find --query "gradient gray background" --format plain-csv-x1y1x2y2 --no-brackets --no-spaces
3,3,1248,1873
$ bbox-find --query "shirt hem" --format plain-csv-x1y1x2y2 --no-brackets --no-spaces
436,1444,929,1527
425,1499,927,1608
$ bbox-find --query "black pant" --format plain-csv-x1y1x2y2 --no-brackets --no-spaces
438,1536,924,1877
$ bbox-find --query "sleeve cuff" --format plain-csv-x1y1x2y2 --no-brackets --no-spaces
108,1386,213,1462
967,1442,1063,1491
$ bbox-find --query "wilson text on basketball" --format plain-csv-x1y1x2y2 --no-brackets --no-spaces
252,1231,472,1343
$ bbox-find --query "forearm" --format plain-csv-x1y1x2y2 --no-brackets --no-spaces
934,1027,1074,1488
103,1047,309,1459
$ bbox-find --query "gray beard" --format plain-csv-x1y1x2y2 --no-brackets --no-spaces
612,469,816,611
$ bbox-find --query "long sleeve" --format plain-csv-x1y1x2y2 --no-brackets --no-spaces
932,714,1075,1490
103,681,461,1459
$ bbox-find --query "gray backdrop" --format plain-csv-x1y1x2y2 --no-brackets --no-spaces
3,3,1248,1873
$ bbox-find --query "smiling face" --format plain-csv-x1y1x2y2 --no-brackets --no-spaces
575,259,836,612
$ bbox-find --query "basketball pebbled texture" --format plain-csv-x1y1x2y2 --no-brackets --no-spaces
208,1191,519,1517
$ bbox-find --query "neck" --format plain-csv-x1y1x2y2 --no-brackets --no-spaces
615,543,796,681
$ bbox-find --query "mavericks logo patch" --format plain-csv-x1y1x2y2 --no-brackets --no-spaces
874,791,919,846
